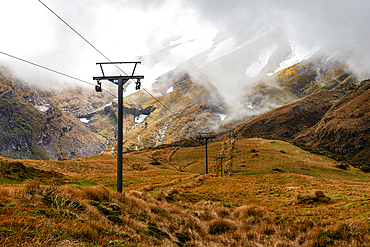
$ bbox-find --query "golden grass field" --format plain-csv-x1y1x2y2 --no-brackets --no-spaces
1,138,370,246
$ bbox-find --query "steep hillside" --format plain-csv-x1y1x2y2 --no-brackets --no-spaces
90,74,226,153
296,80,370,168
217,59,357,141
233,91,337,140
0,70,111,160
0,73,48,159
89,58,355,154
0,57,359,159
242,59,354,113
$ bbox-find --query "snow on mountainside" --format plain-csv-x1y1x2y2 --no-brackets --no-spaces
85,24,356,154
142,26,326,118
0,23,358,159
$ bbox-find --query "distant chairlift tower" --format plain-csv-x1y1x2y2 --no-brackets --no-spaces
197,133,214,174
215,155,226,177
94,62,144,194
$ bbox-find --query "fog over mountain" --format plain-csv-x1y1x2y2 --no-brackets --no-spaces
1,0,369,96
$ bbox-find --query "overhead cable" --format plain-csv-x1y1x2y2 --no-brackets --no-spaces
38,0,129,77
0,51,116,97
141,88,194,129
37,0,195,131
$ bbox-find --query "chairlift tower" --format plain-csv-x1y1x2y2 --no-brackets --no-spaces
197,133,214,174
215,156,226,177
94,62,144,194
228,130,234,144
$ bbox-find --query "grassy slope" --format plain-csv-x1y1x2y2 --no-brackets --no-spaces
1,138,370,246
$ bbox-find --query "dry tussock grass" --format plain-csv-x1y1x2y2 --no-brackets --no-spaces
2,179,370,247
2,137,370,246
208,218,237,235
84,184,112,202
234,204,267,221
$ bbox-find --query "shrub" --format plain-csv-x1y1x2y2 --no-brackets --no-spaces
0,227,15,235
32,208,53,218
357,145,364,152
335,164,349,170
96,204,116,216
86,200,99,206
107,215,124,225
59,209,81,219
175,232,191,243
109,203,121,211
42,192,84,211
296,191,330,204
144,226,170,239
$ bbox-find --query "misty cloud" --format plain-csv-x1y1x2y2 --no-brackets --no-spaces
1,0,370,95
186,0,370,76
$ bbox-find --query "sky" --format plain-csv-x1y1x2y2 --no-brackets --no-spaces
1,0,370,96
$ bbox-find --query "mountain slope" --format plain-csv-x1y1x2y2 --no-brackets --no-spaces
0,54,360,159
242,59,354,114
233,91,337,140
90,74,226,152
296,79,370,167
0,70,112,160
85,57,357,154
0,73,48,159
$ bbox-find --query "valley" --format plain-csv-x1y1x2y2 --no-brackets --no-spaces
2,1,370,246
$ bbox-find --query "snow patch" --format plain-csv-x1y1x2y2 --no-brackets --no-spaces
246,42,279,78
326,50,339,61
135,114,148,124
35,104,50,113
166,86,174,94
155,118,173,146
217,114,227,121
247,103,255,109
122,115,149,137
205,37,237,64
79,118,90,124
268,45,320,76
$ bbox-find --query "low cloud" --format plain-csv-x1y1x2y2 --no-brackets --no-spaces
1,0,369,96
